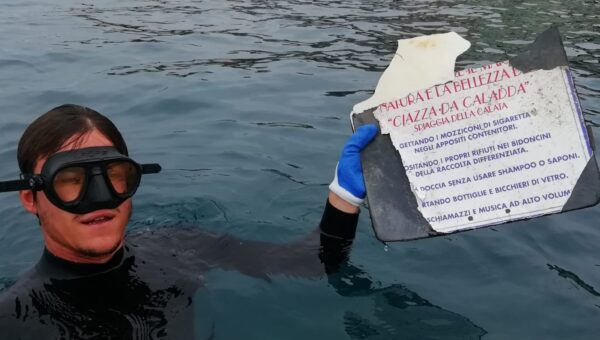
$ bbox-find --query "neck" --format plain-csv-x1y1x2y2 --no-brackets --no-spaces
38,246,127,279
44,240,124,264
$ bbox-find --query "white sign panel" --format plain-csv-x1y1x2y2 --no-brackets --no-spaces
374,61,592,233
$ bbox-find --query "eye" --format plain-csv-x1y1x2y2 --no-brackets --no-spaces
58,174,82,184
106,161,139,195
53,167,86,202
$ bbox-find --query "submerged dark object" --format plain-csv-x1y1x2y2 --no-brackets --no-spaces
352,26,600,242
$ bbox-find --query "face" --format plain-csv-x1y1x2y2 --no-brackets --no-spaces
19,129,132,263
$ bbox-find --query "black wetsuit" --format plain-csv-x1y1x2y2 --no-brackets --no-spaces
0,201,358,339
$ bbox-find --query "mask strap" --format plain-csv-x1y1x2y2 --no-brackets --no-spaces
0,179,32,192
141,163,162,174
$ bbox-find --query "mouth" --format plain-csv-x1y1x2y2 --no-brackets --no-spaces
83,216,114,225
80,211,117,225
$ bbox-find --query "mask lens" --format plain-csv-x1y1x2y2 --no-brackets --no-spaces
106,161,139,195
53,167,86,203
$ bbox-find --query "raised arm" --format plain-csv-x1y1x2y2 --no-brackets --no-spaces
141,125,379,279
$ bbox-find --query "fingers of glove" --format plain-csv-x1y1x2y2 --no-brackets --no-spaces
342,124,378,154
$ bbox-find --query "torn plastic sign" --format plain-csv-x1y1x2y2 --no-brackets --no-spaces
375,62,590,233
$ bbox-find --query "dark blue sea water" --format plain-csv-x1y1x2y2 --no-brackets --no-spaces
0,0,599,339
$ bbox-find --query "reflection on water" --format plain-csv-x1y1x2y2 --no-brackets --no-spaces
330,265,486,339
0,0,599,338
548,264,600,297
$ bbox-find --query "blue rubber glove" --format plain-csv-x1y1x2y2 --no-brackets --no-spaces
329,124,378,206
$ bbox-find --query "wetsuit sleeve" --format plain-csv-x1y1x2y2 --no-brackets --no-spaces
318,199,359,274
319,199,359,240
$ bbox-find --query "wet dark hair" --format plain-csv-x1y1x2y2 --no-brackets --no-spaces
17,104,128,174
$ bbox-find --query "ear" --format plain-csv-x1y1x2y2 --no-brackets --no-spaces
19,190,38,215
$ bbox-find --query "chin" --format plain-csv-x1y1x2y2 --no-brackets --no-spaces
79,237,124,258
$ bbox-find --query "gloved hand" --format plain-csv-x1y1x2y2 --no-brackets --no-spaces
329,124,378,206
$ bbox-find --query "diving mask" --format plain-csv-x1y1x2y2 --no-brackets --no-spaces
0,147,161,214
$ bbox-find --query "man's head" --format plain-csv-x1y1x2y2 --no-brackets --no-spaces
18,104,131,264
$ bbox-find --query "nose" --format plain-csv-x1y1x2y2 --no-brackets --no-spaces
74,169,123,214
87,173,113,204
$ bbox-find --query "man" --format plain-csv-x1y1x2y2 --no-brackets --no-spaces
0,104,377,339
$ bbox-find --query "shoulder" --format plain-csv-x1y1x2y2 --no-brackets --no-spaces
0,270,57,339
0,268,41,318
